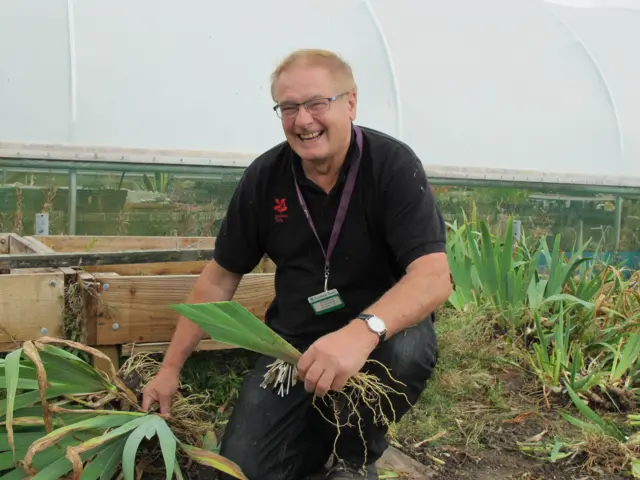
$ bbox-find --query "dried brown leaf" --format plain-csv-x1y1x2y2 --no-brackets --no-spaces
24,425,83,475
22,340,54,433
65,445,85,479
0,416,52,426
180,443,248,480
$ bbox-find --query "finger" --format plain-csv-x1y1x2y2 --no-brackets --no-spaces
141,390,157,412
304,363,325,394
315,369,336,398
331,372,350,393
297,349,316,380
158,393,173,415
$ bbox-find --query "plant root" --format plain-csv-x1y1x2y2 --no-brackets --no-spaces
260,358,410,472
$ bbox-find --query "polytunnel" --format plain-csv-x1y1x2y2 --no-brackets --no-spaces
0,0,639,188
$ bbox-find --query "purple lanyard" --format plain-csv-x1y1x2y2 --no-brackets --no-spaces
292,125,364,291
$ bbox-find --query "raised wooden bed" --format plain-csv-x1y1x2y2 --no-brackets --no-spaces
0,233,276,368
0,233,69,351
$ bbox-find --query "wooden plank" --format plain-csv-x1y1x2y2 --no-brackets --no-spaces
0,271,65,350
92,273,275,345
18,237,78,276
0,248,215,269
0,234,8,254
94,346,121,371
35,235,215,253
22,236,56,253
84,260,209,276
122,339,237,356
8,233,35,254
9,267,60,274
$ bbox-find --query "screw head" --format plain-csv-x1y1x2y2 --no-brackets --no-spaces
112,323,120,330
49,279,57,287
40,327,48,335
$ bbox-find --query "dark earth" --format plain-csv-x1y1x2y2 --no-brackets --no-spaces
140,415,625,480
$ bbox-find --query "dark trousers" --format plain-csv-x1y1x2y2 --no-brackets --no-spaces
218,318,439,480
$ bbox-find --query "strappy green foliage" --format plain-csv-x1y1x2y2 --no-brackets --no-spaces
170,301,301,365
0,338,247,480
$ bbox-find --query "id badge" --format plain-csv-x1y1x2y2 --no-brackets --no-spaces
308,288,345,315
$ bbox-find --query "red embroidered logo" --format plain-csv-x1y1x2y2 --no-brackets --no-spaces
274,198,288,222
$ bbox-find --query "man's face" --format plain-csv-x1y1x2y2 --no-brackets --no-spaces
273,64,356,164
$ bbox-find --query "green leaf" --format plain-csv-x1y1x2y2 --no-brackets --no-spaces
60,413,151,458
0,432,43,452
170,302,301,364
25,413,145,464
540,294,594,311
122,416,160,480
1,386,102,418
0,468,28,480
99,439,127,480
2,432,95,479
29,440,110,480
201,430,218,452
0,377,49,391
35,349,112,392
563,383,626,441
155,419,178,480
610,329,640,382
79,438,126,480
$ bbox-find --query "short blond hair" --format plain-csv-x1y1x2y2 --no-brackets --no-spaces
270,49,357,101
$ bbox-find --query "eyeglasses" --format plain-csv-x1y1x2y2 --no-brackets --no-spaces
273,91,350,119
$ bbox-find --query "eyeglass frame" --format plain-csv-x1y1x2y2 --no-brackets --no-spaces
272,91,351,119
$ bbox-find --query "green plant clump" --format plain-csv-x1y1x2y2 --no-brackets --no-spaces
0,337,248,480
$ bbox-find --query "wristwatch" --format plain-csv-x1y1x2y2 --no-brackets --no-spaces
356,314,387,344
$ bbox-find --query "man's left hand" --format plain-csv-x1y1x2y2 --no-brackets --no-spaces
297,320,379,397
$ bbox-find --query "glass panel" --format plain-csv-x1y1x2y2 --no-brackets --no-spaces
432,184,621,252
72,169,241,236
0,164,243,236
620,197,640,269
0,167,69,234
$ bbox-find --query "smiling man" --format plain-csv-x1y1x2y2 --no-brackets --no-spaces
142,49,451,480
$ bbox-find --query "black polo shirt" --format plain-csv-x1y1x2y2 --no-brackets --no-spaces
213,124,446,349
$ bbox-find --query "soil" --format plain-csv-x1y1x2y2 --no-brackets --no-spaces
141,464,219,479
139,394,628,479
405,411,628,480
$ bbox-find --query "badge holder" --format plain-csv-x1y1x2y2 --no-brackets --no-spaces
308,267,345,315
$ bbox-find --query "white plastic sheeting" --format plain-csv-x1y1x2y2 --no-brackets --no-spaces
0,0,638,186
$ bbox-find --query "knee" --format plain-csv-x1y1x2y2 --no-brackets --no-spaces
371,318,438,395
218,426,262,479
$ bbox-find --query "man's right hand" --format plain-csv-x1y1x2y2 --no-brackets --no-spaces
141,366,181,415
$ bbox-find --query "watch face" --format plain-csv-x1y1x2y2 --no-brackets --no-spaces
368,316,386,333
